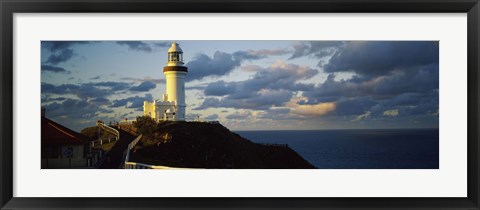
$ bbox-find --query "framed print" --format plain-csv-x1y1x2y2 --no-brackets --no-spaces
1,0,479,209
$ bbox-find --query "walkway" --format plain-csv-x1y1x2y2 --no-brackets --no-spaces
98,127,137,169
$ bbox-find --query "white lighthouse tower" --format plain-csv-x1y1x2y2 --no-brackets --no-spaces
164,42,188,121
143,42,188,121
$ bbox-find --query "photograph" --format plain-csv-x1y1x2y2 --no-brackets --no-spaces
40,40,439,169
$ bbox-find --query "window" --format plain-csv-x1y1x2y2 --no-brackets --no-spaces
169,52,182,63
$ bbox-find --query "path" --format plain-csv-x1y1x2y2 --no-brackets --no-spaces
98,127,137,169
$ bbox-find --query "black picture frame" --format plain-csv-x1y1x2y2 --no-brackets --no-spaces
1,0,479,209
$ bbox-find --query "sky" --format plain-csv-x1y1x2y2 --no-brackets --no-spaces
41,41,439,132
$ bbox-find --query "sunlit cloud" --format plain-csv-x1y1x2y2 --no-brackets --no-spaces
383,109,399,117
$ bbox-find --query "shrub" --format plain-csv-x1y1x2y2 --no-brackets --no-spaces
134,116,158,137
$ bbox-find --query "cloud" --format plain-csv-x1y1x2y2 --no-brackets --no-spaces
304,63,439,102
196,89,293,110
90,76,101,80
299,58,438,122
186,48,292,81
186,113,202,120
197,61,318,111
41,41,95,52
289,41,345,59
129,81,156,92
383,109,399,117
232,48,291,60
204,114,219,120
241,65,264,72
121,76,165,84
334,97,377,116
42,98,113,121
89,97,110,104
116,41,152,52
110,94,153,108
352,111,371,122
153,41,170,48
42,97,117,132
257,108,293,120
204,61,317,97
41,65,69,73
186,51,240,81
41,81,131,99
324,41,439,76
286,97,336,116
91,81,131,91
204,80,236,96
45,48,75,65
41,41,97,67
226,111,252,120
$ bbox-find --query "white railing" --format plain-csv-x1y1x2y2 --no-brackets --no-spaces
96,121,120,140
124,134,143,164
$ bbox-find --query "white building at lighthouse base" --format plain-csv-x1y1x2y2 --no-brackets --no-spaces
143,94,186,122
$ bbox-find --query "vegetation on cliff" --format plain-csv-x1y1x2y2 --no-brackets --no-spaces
130,116,315,169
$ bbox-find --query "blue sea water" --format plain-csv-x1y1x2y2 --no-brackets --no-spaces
235,129,439,169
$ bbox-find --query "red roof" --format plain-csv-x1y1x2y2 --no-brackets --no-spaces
41,117,93,146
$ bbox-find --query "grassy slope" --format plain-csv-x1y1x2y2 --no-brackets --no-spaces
130,121,315,169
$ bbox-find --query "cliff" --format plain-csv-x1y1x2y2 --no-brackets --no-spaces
129,121,315,169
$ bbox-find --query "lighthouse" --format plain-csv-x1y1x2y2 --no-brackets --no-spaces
144,42,188,121
164,42,188,120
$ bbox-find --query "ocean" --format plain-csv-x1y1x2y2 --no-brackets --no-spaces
235,129,439,169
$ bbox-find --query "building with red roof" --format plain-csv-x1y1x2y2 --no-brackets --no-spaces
41,108,99,169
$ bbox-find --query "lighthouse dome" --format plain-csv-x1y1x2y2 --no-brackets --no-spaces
168,42,183,53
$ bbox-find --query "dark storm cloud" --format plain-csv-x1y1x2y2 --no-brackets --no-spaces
302,71,438,120
203,81,236,96
153,41,171,48
41,81,131,99
333,97,378,116
129,81,156,92
110,94,153,108
41,65,69,73
186,51,240,81
197,62,317,110
294,41,439,124
41,41,98,73
116,41,152,52
186,48,291,81
304,63,438,102
289,41,345,59
204,62,317,98
90,97,110,104
195,89,293,110
369,90,439,117
45,48,75,65
324,41,439,76
41,41,95,52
